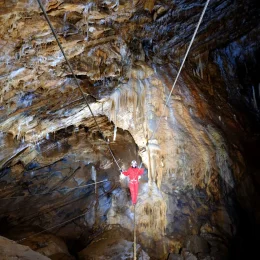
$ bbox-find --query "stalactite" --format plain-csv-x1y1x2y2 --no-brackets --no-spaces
138,79,146,122
109,67,172,192
252,85,258,110
113,125,117,141
91,165,97,182
199,55,204,79
147,139,163,188
83,7,89,41
81,2,96,41
109,79,145,129
109,87,121,126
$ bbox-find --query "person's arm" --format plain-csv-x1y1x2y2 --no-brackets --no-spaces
138,168,144,176
120,169,126,180
122,168,130,176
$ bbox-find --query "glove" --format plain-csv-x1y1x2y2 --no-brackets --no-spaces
120,173,126,180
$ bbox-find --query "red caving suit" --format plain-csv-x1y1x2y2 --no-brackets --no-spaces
123,167,144,204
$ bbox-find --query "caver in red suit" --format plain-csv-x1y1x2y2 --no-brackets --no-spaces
122,160,144,205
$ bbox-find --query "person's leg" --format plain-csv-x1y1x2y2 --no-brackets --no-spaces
135,182,139,204
132,182,138,204
129,183,135,204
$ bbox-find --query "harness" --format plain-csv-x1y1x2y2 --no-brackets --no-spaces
129,179,138,184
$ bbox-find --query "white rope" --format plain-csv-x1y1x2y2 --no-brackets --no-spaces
134,204,137,260
35,0,122,172
0,180,111,200
16,180,119,242
150,0,211,141
17,211,87,242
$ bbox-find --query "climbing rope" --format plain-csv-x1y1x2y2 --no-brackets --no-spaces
149,0,211,141
15,179,119,243
13,0,210,251
134,204,137,260
36,0,122,172
0,179,114,201
17,211,88,242
141,1,210,254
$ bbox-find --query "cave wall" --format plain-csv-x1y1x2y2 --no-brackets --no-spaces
0,0,260,259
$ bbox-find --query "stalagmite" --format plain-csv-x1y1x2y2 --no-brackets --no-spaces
137,183,167,239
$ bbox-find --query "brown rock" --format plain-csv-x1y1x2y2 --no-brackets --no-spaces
185,235,209,255
0,235,50,260
21,233,71,258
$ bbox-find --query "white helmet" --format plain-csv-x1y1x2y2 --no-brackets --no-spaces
131,160,137,167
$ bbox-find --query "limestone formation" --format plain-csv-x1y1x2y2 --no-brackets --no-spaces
0,0,260,259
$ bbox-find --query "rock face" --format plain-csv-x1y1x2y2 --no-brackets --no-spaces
0,119,138,241
0,0,260,259
0,235,50,260
185,235,209,255
21,233,74,259
78,226,149,260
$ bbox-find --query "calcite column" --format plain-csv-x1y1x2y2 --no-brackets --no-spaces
147,139,161,187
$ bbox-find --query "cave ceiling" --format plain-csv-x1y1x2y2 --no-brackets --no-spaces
0,0,260,259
